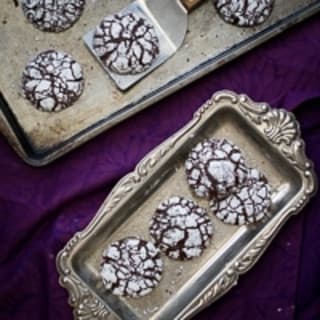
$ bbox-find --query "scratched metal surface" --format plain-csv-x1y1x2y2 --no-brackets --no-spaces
56,91,317,320
0,0,319,165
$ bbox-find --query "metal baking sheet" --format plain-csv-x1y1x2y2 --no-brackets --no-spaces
56,91,317,320
0,0,320,166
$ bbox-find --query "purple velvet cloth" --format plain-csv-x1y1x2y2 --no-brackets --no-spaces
1,14,320,320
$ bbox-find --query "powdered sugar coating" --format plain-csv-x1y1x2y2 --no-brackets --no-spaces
210,168,271,225
100,237,163,298
149,196,213,260
22,50,84,112
93,12,159,75
185,138,248,199
214,0,274,27
21,0,85,32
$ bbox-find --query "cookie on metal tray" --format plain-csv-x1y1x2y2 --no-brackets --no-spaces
22,50,84,112
100,237,163,298
214,0,274,27
210,168,272,225
149,196,213,260
21,0,85,32
93,12,160,75
185,138,248,199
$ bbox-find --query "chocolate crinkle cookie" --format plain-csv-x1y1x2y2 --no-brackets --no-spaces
21,0,85,32
100,237,163,298
210,168,271,225
149,196,213,260
22,50,84,112
214,0,274,27
185,138,248,199
93,12,160,75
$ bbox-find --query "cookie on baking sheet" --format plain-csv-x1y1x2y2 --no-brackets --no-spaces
22,50,84,112
185,138,248,199
21,0,85,32
100,237,163,298
149,196,213,260
93,12,160,75
210,168,272,225
214,0,274,27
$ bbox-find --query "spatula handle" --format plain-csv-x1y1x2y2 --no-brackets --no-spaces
180,0,204,12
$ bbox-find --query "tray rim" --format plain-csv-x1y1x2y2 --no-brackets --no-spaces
1,0,320,166
56,90,317,320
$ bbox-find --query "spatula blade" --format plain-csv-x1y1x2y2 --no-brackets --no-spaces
83,0,187,91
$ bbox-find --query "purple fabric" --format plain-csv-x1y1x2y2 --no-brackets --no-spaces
1,14,320,320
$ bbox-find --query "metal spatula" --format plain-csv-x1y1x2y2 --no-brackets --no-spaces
83,0,205,91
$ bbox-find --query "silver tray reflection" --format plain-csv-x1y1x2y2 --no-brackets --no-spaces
56,91,317,320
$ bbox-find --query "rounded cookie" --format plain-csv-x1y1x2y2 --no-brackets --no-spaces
21,0,85,32
22,50,84,112
100,237,163,298
210,168,271,225
93,12,160,75
214,0,274,27
185,138,248,199
149,196,213,260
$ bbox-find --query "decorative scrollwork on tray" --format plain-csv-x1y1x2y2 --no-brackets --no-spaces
180,208,295,320
213,91,313,171
188,268,239,312
180,230,272,320
214,91,269,124
57,234,110,320
179,91,317,320
263,110,298,145
67,278,109,320
56,107,203,320
57,91,317,320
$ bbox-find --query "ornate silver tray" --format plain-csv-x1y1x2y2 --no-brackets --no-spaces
0,1,320,166
56,91,317,320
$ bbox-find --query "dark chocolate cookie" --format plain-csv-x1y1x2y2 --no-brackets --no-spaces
22,50,84,112
149,196,213,260
21,0,85,32
185,138,248,199
214,0,274,27
100,237,163,298
93,12,159,75
210,168,271,225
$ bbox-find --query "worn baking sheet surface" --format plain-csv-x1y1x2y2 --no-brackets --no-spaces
0,0,319,165
56,91,317,320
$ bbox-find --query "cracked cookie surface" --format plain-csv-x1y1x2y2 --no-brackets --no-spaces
210,168,271,225
93,12,159,75
149,196,213,260
21,0,85,32
22,50,84,112
101,237,163,298
214,0,274,27
185,138,248,199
